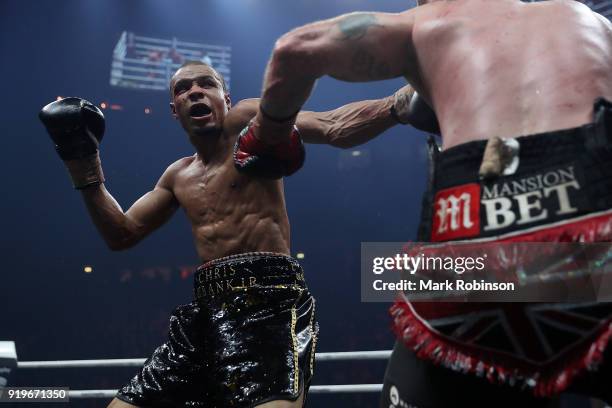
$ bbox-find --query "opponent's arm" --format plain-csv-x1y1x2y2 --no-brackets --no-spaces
39,97,180,250
230,99,306,179
255,10,417,144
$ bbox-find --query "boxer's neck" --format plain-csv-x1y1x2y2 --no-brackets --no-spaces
190,129,231,165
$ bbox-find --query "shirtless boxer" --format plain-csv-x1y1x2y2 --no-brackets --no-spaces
246,1,612,406
38,61,419,408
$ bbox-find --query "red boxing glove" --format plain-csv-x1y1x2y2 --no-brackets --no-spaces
234,121,305,179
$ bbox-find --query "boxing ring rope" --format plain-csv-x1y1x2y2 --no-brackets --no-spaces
17,350,392,369
66,385,384,399
17,350,391,397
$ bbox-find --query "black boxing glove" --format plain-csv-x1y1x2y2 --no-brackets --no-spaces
234,121,305,179
390,86,440,135
39,97,105,160
39,97,106,189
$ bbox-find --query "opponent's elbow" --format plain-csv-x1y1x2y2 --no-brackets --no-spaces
270,27,326,77
270,33,307,71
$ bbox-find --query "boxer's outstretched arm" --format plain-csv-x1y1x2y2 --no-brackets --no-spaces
255,10,417,144
79,161,180,251
299,85,440,147
226,97,398,148
228,83,437,151
297,97,396,148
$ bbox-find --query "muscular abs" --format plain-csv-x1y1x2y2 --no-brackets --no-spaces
172,154,290,262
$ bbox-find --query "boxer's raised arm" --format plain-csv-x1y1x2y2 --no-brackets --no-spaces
80,161,181,251
39,97,181,251
258,11,417,125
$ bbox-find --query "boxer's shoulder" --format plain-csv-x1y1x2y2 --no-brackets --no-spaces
224,98,260,136
158,156,197,190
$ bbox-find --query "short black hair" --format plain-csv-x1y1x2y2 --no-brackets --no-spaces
172,60,228,93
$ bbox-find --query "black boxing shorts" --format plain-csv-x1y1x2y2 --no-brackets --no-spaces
390,98,612,397
116,252,318,408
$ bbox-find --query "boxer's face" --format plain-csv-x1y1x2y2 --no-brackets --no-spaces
170,65,231,137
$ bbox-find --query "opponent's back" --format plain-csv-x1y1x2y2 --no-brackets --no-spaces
411,0,612,148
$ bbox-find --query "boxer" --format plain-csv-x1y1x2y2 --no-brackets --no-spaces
251,1,612,406
39,61,419,408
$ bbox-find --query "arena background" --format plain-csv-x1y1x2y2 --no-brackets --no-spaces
1,0,610,407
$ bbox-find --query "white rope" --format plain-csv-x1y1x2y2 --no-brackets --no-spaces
18,358,146,369
70,390,117,399
310,384,383,393
18,350,392,369
68,384,383,399
315,350,391,361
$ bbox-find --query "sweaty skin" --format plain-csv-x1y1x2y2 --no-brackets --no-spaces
79,64,399,264
90,64,401,408
256,0,612,148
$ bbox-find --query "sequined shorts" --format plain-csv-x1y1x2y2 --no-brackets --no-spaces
116,252,318,408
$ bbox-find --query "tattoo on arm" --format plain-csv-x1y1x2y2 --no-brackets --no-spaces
336,13,380,40
351,50,391,80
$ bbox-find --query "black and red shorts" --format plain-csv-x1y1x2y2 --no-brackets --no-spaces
392,98,612,397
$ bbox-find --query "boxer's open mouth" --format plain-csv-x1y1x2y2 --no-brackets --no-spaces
189,103,212,119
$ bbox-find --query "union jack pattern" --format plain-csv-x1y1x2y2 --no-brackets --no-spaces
426,302,612,364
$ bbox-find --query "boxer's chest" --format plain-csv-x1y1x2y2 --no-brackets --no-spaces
174,163,270,225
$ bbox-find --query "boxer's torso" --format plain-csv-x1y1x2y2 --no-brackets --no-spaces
408,0,612,148
170,116,290,262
